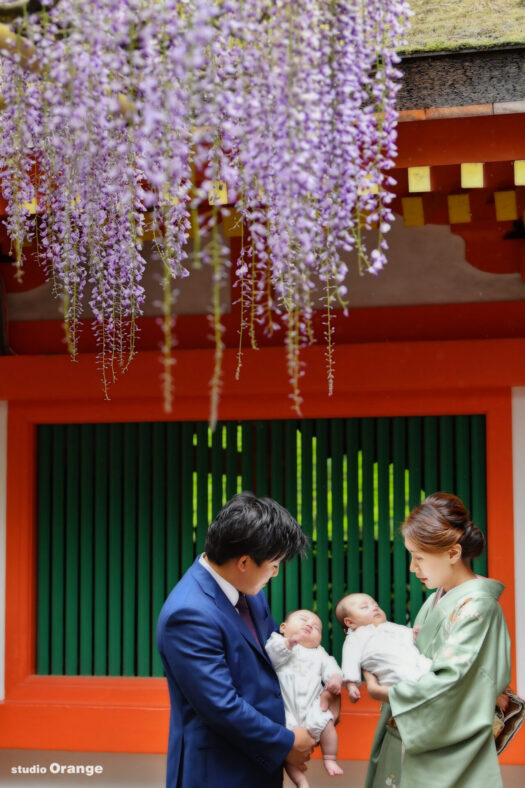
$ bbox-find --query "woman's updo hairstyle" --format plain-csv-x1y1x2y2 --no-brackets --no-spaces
402,492,485,560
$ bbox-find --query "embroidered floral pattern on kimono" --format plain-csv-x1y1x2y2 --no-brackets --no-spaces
365,578,511,788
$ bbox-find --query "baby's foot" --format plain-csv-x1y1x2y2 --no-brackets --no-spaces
323,758,344,776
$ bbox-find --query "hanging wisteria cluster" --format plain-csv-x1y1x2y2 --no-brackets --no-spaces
0,0,409,422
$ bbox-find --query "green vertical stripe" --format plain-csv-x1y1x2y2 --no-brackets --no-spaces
211,423,223,519
241,422,253,491
37,426,52,674
377,418,391,620
270,420,284,622
122,423,137,676
196,423,208,553
137,423,151,676
315,420,329,649
439,416,454,491
284,421,299,614
255,421,269,497
392,418,407,624
181,422,194,572
299,420,314,613
346,420,360,594
107,423,123,676
455,416,471,509
361,419,375,598
423,416,438,496
51,425,66,674
64,424,80,674
93,424,108,675
165,422,180,592
225,422,238,499
471,416,487,576
151,422,165,677
330,419,344,657
79,424,94,675
408,417,423,621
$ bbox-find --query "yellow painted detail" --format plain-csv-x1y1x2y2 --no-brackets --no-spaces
494,190,518,222
21,198,38,214
402,196,425,227
461,162,484,189
408,166,431,193
514,160,525,186
208,181,228,205
358,175,379,195
162,184,180,206
447,194,471,224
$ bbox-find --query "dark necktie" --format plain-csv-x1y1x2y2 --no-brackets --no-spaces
235,593,261,647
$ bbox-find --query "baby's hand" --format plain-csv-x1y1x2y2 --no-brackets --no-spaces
285,636,301,650
346,682,361,703
324,674,342,695
413,626,421,641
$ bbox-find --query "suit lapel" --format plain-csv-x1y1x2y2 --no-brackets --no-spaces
191,558,271,663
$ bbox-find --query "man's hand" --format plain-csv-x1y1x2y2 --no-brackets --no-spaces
319,688,341,724
363,670,389,702
287,727,315,771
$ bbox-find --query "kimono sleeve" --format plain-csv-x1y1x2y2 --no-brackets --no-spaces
389,596,507,754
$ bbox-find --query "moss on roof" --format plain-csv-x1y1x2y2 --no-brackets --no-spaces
404,0,525,54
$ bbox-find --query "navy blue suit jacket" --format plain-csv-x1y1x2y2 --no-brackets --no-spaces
156,557,294,787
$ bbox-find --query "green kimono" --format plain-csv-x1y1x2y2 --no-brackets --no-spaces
365,578,510,788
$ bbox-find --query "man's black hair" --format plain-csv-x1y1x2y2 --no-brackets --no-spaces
204,491,308,565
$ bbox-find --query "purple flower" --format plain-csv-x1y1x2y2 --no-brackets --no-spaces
0,0,410,417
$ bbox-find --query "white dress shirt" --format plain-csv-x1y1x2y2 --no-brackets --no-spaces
199,553,240,607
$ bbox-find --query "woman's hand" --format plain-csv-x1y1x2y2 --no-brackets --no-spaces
363,670,389,702
496,691,510,714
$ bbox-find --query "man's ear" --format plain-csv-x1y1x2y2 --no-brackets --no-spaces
236,555,250,572
344,616,357,631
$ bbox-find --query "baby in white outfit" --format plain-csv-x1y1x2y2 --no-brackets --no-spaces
265,609,343,788
335,593,432,702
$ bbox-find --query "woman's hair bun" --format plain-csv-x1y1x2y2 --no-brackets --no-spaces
402,492,486,560
458,521,485,559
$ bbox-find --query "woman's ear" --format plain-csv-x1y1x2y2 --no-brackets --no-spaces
449,543,462,564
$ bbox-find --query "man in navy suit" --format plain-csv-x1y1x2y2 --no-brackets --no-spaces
157,492,317,787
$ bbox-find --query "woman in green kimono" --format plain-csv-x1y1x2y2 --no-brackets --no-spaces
364,492,511,788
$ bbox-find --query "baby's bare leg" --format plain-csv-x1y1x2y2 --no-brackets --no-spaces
320,720,344,776
285,761,310,788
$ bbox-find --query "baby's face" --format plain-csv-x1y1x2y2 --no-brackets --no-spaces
280,610,323,648
345,594,387,629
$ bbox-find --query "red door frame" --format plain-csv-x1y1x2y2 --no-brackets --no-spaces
0,341,521,761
